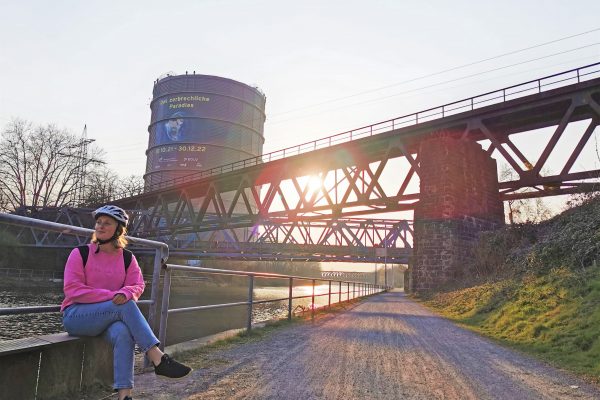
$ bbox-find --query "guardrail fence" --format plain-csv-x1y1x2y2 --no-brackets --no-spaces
0,213,388,350
157,264,387,350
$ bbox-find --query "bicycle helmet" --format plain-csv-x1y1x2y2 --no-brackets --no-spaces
93,205,129,226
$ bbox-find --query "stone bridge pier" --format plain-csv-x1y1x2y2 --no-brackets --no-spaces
408,135,504,292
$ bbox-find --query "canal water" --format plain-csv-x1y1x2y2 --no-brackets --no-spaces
0,279,348,344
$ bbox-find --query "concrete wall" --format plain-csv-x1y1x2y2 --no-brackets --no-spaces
0,333,113,399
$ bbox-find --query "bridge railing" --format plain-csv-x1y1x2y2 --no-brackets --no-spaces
0,267,64,280
157,263,388,350
0,213,390,337
144,61,600,192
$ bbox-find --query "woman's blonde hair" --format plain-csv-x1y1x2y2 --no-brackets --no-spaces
92,224,129,249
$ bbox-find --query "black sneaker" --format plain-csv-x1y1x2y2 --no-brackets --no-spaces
154,354,192,379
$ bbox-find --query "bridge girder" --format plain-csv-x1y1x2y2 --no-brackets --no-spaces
116,67,600,238
5,64,600,264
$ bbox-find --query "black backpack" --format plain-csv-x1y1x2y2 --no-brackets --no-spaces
77,245,134,271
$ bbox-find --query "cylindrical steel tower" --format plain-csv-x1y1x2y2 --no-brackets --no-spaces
144,73,267,188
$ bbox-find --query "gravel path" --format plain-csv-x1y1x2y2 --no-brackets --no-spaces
133,290,600,399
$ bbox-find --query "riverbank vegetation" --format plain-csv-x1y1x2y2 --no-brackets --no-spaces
424,195,600,381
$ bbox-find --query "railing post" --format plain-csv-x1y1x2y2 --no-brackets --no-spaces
288,277,293,321
148,248,164,334
247,275,254,331
347,282,350,302
353,282,355,299
328,280,332,308
311,279,315,319
158,265,172,352
338,281,342,303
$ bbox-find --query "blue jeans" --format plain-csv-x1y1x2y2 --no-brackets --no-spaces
63,300,160,389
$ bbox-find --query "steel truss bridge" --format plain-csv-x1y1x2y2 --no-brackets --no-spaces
7,63,600,264
6,207,413,263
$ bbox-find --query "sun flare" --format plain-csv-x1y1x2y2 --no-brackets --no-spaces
307,175,323,192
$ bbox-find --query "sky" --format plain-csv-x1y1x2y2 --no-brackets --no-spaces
1,1,599,224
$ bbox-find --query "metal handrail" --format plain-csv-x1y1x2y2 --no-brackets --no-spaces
0,267,64,280
144,61,600,192
158,263,389,350
0,213,168,337
0,300,154,316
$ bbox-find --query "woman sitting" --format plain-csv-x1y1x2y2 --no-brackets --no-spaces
62,205,191,400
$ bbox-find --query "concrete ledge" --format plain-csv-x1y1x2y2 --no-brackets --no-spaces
0,333,78,356
0,332,113,399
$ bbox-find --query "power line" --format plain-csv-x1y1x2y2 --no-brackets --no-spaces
268,27,600,119
267,42,600,126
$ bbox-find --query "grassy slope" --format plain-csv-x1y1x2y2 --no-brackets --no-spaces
424,197,600,381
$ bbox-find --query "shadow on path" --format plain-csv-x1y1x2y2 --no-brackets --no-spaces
133,290,600,400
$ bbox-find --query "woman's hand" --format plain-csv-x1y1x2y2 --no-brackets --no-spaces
112,293,127,305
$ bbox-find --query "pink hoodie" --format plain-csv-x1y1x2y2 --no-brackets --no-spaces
61,243,145,311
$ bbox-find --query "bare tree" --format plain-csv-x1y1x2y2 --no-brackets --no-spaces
117,175,144,198
0,119,104,211
78,171,144,206
82,168,120,206
500,164,552,224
